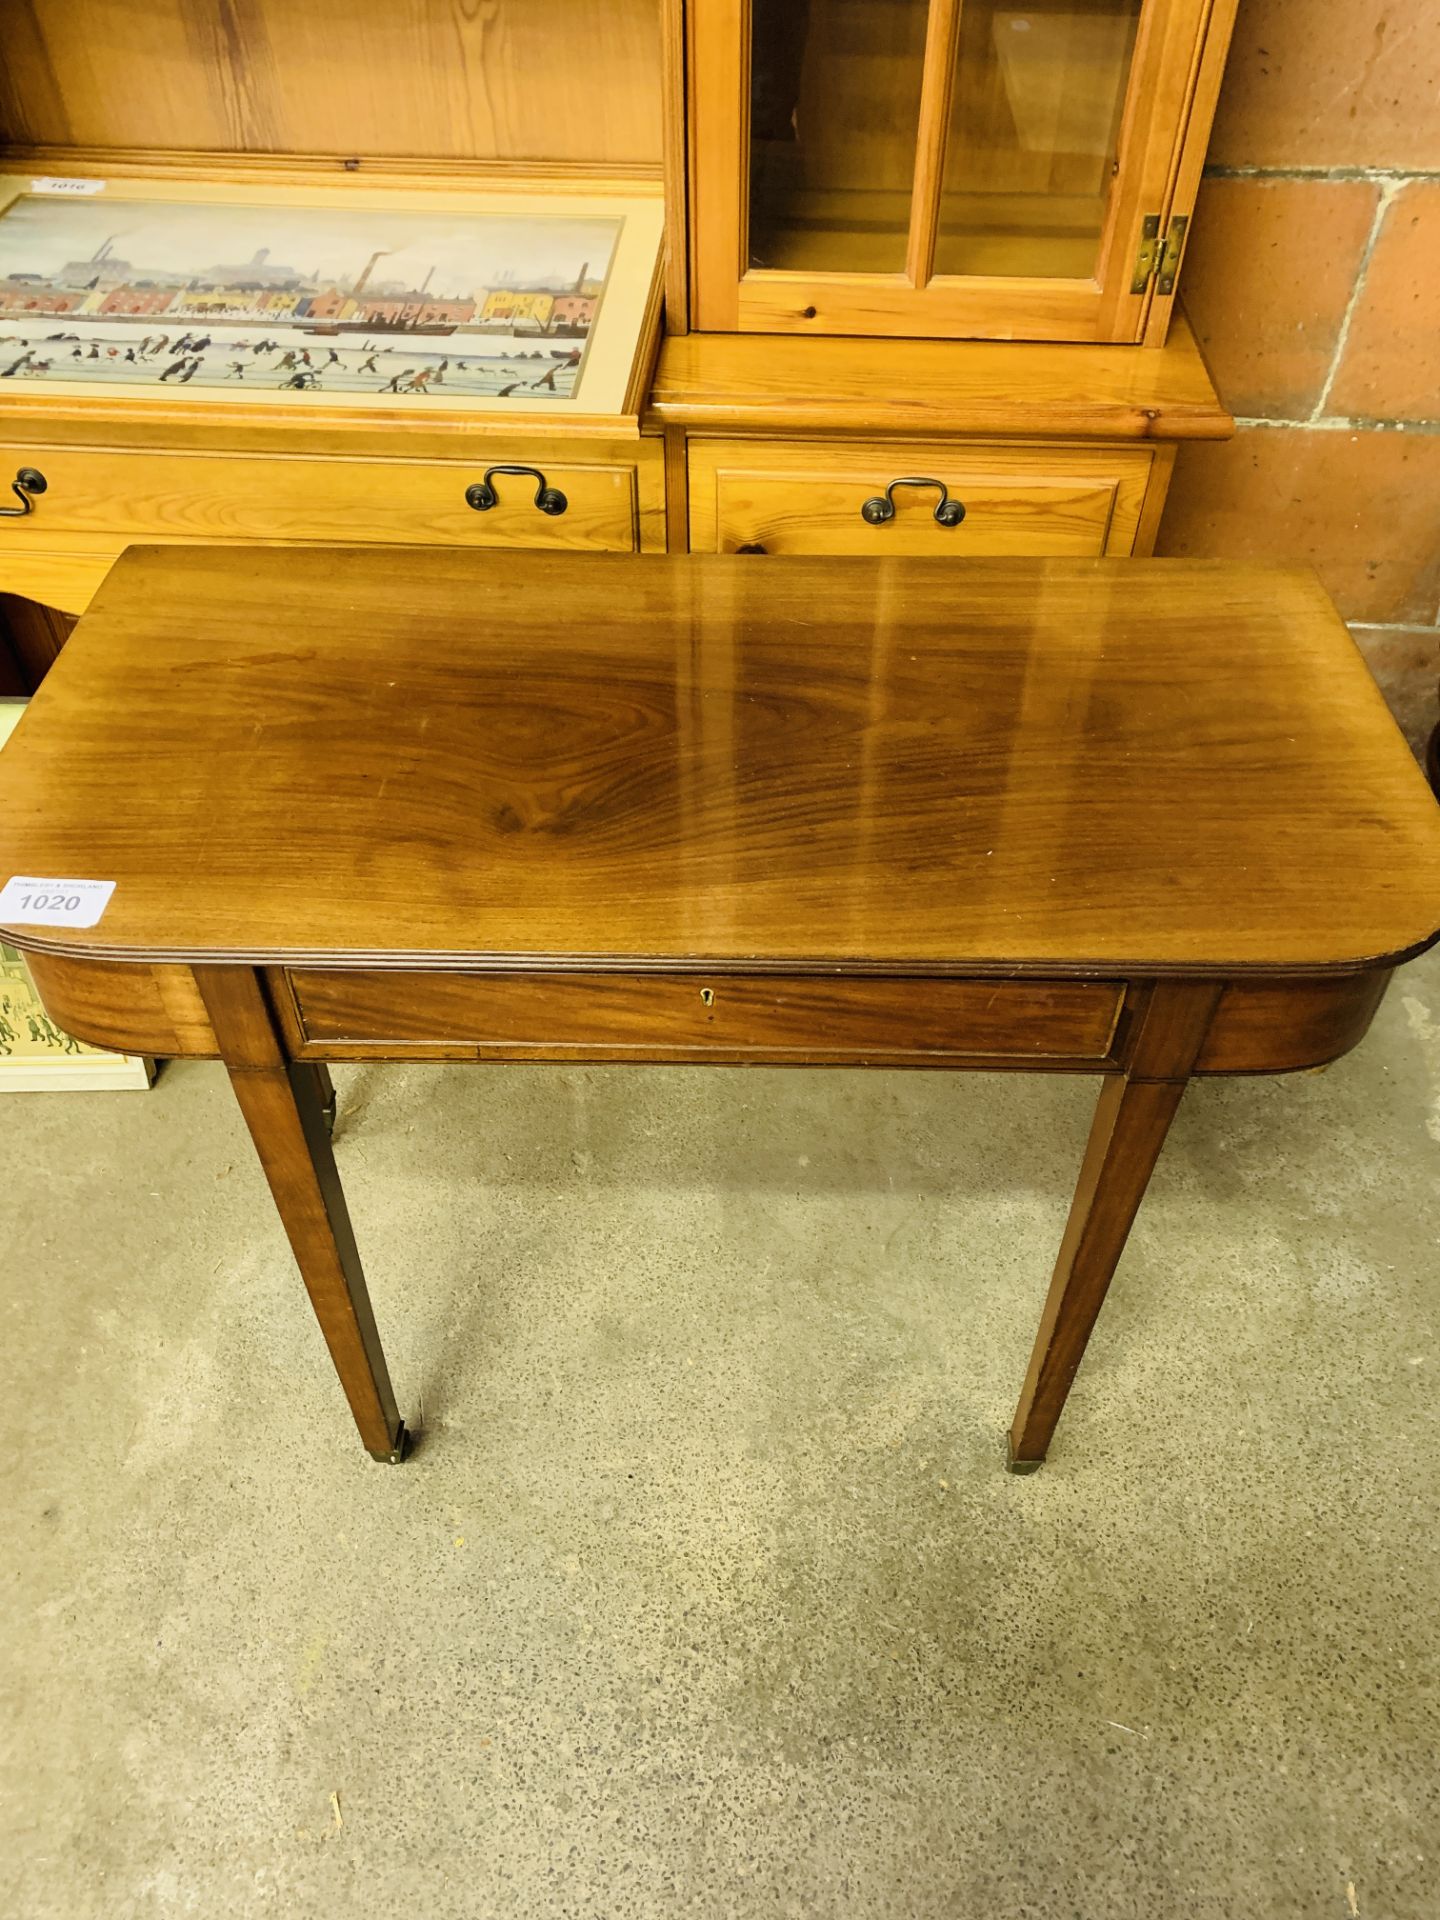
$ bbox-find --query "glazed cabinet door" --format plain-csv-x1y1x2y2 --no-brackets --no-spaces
687,0,1232,342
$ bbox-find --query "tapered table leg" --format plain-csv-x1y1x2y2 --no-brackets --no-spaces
198,967,406,1463
295,1060,337,1134
1007,982,1221,1471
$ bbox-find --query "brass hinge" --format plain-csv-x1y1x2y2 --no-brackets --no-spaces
1156,213,1189,295
1130,213,1162,293
1131,212,1189,296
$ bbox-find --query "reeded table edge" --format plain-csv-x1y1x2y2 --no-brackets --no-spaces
3,928,1438,979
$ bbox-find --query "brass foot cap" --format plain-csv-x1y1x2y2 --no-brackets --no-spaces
1005,1436,1045,1475
368,1421,410,1466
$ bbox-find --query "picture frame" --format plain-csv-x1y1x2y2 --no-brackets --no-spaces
0,169,665,429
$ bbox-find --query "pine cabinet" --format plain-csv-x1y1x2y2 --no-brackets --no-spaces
0,0,1237,656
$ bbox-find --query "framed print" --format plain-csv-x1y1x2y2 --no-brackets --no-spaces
0,173,665,425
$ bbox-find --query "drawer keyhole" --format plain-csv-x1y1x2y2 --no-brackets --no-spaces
700,988,715,1008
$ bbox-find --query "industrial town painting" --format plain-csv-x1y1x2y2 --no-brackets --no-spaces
0,180,663,416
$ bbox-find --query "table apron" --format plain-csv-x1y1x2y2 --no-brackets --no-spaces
15,954,1394,1078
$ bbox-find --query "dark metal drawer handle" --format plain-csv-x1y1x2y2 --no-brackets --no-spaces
0,467,47,517
860,476,965,528
464,465,567,517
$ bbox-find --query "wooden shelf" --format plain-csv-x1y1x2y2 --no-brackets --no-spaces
648,311,1232,442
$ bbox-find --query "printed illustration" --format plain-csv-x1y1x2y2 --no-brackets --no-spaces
0,941,83,1058
0,196,621,401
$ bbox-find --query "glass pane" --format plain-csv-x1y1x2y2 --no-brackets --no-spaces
749,0,929,274
935,0,1142,279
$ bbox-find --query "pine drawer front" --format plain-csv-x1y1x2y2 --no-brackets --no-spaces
687,438,1153,557
0,445,648,553
280,969,1126,1066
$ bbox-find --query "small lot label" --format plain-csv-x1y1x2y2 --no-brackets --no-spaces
30,177,107,195
0,876,116,927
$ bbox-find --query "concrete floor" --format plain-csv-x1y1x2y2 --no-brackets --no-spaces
2,954,1438,1920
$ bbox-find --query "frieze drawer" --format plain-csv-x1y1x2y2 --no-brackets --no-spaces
280,969,1126,1064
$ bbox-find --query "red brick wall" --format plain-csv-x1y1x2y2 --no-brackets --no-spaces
1158,0,1440,760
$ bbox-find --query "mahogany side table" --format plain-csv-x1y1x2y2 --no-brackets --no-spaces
2,548,1437,1470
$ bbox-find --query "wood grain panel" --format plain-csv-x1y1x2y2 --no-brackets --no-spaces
687,437,1151,556
646,316,1233,441
1195,972,1392,1075
0,594,76,688
0,445,643,554
1130,443,1177,558
22,951,218,1056
0,552,110,617
734,269,1107,343
663,427,690,553
686,0,746,331
1125,979,1224,1079
904,0,963,291
283,968,1124,1062
1,549,1436,978
0,625,23,697
660,0,690,331
0,0,664,167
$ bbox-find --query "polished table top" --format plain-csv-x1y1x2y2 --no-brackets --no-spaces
2,546,1438,977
